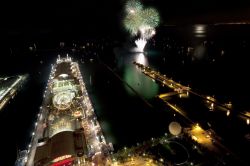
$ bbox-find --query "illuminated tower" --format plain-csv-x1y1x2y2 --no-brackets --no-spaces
17,55,112,166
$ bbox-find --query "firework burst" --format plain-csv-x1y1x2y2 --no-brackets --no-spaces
125,0,143,14
124,13,143,35
123,0,160,52
141,8,160,28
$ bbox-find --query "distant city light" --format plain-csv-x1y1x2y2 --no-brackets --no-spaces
196,25,205,32
194,25,206,37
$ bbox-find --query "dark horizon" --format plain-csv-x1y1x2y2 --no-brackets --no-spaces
1,0,250,38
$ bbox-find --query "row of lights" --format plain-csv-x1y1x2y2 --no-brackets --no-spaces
77,61,114,154
208,99,250,125
71,60,104,153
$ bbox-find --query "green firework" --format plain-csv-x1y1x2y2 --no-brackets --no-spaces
125,0,143,14
124,13,143,35
141,8,160,28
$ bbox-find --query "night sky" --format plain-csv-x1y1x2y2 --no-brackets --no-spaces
1,1,250,165
1,0,250,38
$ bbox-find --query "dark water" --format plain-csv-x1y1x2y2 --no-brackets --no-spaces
79,59,179,149
152,24,250,111
0,25,250,165
102,24,250,163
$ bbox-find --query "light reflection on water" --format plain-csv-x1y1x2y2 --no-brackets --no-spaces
135,53,148,66
115,51,159,99
123,64,159,99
